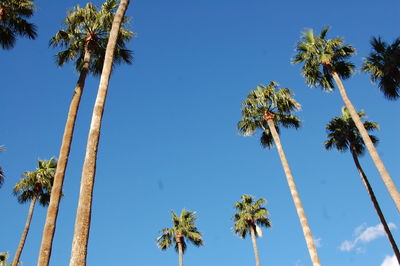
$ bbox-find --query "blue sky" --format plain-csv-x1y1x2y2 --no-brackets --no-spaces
1,0,399,265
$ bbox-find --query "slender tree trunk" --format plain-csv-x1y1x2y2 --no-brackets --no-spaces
350,147,400,263
177,241,184,266
249,225,261,266
265,118,321,266
37,48,92,266
330,70,400,212
12,196,37,266
69,1,130,265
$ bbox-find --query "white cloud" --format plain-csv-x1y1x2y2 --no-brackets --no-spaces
314,237,322,248
380,254,398,266
339,223,397,252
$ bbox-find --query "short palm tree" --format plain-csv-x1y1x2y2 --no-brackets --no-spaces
0,0,37,49
362,36,400,100
0,252,8,266
157,209,204,266
69,1,132,265
233,195,271,266
39,1,133,264
238,82,321,266
12,158,56,266
325,107,400,263
293,27,400,213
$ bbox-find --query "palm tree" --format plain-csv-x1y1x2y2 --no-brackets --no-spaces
12,159,56,266
0,146,5,189
0,252,8,266
38,2,133,264
69,1,131,265
233,195,271,266
325,107,400,263
157,209,204,266
238,82,321,266
0,0,37,49
293,27,400,213
362,36,400,100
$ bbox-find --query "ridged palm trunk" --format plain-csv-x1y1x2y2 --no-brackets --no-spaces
249,225,260,266
329,68,400,213
69,1,130,265
265,115,321,266
176,236,184,266
350,146,400,263
38,47,92,266
12,196,37,266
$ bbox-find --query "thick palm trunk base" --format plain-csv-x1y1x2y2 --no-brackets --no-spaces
12,196,37,266
350,149,400,263
250,225,261,266
69,1,130,265
266,119,321,266
331,70,400,213
38,49,91,266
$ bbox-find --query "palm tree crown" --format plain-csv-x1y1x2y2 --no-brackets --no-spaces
292,26,356,91
0,0,37,49
362,37,400,100
50,0,133,75
13,158,57,206
237,81,301,148
233,195,271,239
325,107,379,155
157,209,204,254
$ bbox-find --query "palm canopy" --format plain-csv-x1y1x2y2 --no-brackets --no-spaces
0,0,37,49
237,81,301,148
325,107,379,155
13,158,57,206
292,26,356,91
50,0,133,75
362,37,400,100
233,195,271,239
157,209,204,254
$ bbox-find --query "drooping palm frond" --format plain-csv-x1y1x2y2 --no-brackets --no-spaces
238,82,301,149
293,27,356,91
325,107,379,155
157,209,204,254
233,195,271,239
0,0,37,49
362,36,400,100
13,158,57,206
50,0,134,75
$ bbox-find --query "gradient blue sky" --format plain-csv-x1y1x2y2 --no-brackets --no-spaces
1,0,399,265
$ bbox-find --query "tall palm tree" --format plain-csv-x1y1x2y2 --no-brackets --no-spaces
12,159,56,266
0,146,5,189
238,82,321,266
69,1,131,265
38,2,133,265
0,0,37,49
157,209,204,266
293,27,400,213
362,36,400,100
325,107,400,263
233,195,271,266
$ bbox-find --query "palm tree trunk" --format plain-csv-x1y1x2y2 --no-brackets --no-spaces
249,225,261,266
69,1,130,265
178,242,184,266
331,70,400,212
266,118,321,266
350,147,400,263
38,47,92,266
12,196,37,266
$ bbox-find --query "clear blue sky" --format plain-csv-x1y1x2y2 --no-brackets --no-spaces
1,0,399,265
